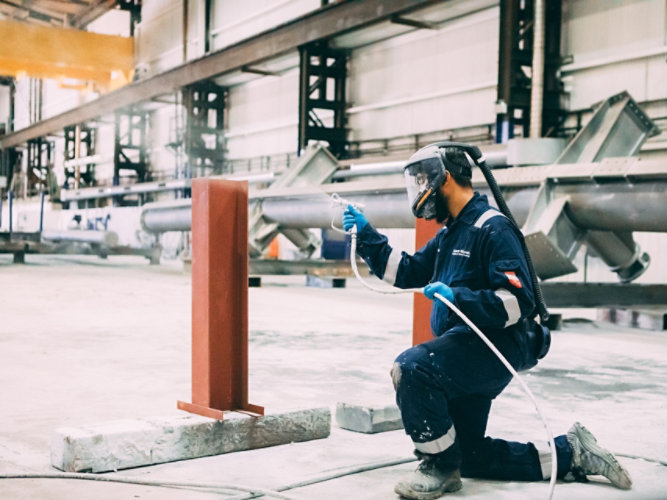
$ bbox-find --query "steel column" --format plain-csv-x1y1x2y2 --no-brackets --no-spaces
26,138,54,196
412,218,442,346
298,43,348,158
496,0,562,141
177,179,264,420
183,82,227,178
0,148,19,192
64,125,96,190
114,109,150,187
118,0,142,37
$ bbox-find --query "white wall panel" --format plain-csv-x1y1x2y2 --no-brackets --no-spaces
562,0,665,60
210,0,320,50
148,106,178,179
226,68,299,158
646,54,667,101
86,9,130,36
567,59,649,109
135,0,184,76
347,8,499,142
12,79,30,131
562,0,667,109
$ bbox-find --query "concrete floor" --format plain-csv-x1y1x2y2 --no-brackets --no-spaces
1,254,665,499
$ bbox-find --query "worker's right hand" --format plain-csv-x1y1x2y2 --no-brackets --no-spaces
342,204,368,232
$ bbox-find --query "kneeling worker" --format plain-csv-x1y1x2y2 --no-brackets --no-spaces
342,143,632,499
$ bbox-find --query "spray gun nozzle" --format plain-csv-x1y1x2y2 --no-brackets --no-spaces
330,193,365,210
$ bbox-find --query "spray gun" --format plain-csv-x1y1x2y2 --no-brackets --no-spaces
329,193,365,234
329,193,365,211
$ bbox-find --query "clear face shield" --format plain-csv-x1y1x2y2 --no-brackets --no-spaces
403,154,446,219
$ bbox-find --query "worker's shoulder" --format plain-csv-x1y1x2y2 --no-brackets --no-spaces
471,208,511,231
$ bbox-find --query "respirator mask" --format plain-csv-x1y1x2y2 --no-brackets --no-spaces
403,145,472,220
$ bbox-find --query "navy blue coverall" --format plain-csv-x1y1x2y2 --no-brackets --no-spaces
355,193,572,480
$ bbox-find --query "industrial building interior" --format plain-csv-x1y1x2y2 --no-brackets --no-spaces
0,0,666,499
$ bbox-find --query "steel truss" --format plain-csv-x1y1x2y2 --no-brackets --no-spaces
26,138,54,196
64,125,96,190
298,43,348,158
183,82,227,177
114,109,150,187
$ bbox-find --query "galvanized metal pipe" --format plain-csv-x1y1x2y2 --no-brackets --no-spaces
562,184,667,233
140,200,192,232
140,186,535,233
263,192,414,229
585,230,649,282
139,177,667,234
41,230,119,247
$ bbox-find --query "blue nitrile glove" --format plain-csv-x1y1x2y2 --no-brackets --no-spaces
424,282,454,302
342,204,368,232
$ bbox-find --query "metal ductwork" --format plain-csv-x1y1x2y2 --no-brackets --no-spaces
139,91,663,284
522,91,662,282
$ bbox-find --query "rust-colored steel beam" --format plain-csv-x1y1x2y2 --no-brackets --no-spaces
412,218,442,346
178,179,263,420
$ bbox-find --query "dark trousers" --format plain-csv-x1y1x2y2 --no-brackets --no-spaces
391,326,572,480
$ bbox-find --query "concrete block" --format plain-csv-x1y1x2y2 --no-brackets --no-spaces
336,402,403,434
52,407,330,473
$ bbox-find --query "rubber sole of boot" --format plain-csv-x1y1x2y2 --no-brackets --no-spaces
571,422,632,490
394,477,462,500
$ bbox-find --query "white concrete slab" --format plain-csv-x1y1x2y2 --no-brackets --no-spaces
51,408,330,473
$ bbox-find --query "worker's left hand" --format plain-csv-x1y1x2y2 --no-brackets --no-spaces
424,282,454,302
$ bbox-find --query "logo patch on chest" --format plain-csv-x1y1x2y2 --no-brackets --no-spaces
452,249,471,258
504,271,522,288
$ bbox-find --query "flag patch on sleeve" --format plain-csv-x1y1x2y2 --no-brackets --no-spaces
504,271,522,288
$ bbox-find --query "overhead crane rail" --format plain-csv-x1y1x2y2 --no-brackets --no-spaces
0,0,443,149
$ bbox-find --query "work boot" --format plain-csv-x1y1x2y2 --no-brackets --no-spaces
566,422,632,489
394,457,462,500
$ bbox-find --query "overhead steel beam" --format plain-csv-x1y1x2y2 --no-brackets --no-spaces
0,0,443,149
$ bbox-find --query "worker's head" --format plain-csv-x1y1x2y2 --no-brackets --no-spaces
403,145,473,223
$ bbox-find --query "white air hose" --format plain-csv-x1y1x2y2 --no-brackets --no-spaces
341,219,558,500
